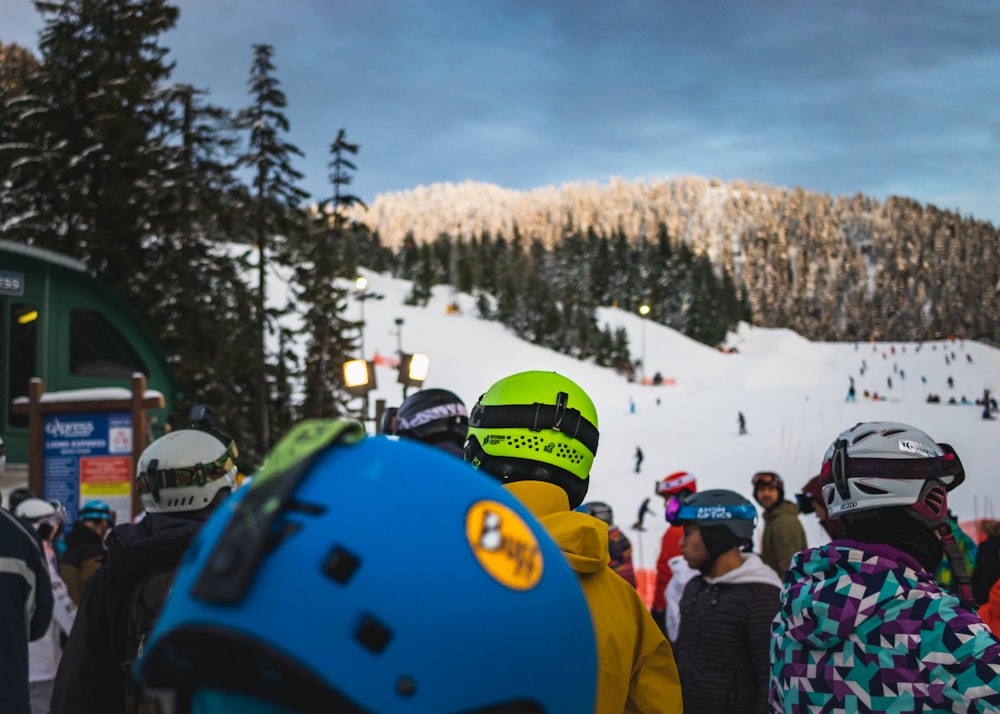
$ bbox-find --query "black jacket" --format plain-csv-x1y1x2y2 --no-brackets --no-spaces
50,513,204,714
0,509,53,714
973,534,1000,606
673,554,781,714
59,521,107,605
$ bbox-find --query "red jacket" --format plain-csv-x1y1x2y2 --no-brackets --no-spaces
981,579,1000,635
653,526,683,611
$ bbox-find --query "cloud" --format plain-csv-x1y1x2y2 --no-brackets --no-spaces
2,0,998,224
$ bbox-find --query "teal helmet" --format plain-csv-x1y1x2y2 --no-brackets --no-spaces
79,500,115,525
465,371,599,508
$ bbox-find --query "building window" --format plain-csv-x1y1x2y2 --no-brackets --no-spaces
70,309,148,378
9,302,38,426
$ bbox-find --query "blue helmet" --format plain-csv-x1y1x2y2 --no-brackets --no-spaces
79,500,114,524
137,420,596,713
666,488,758,541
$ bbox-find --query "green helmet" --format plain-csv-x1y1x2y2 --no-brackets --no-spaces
464,371,599,508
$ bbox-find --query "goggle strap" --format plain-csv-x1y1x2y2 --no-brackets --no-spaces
469,399,599,456
138,442,238,494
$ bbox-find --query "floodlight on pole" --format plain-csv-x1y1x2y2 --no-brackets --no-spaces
398,352,431,397
638,303,651,385
343,358,377,398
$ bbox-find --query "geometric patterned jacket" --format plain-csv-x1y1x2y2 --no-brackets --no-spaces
770,540,1000,713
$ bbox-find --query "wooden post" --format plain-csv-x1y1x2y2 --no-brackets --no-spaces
27,377,44,498
130,373,148,518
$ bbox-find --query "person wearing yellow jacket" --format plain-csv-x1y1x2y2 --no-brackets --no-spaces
465,370,683,713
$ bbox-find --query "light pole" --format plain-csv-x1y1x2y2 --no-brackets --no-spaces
639,303,650,384
394,317,407,399
354,276,385,359
353,276,383,419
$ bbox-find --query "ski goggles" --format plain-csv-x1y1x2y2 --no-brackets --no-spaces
795,492,817,514
136,441,239,498
665,497,758,527
751,471,782,489
820,439,965,500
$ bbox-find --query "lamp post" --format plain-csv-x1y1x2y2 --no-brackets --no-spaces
638,303,650,384
355,276,384,358
353,276,383,419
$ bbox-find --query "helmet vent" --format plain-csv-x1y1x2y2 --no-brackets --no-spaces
323,545,361,585
880,428,906,437
355,614,393,654
505,435,583,465
851,430,876,444
855,483,889,495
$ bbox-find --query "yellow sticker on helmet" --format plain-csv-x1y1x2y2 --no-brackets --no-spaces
466,500,543,590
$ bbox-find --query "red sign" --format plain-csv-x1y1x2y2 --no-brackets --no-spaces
80,456,132,485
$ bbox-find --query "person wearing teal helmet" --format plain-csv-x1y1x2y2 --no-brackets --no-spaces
136,419,597,713
59,501,115,606
666,489,780,713
465,370,682,713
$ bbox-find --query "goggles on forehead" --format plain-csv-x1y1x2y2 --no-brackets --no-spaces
751,472,781,488
664,496,684,524
821,439,965,500
665,498,758,527
397,403,468,432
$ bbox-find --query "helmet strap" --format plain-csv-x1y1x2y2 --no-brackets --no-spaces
831,439,851,499
906,481,974,602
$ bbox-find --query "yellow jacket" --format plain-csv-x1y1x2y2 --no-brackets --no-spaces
507,481,683,713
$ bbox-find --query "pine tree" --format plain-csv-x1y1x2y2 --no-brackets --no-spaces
143,82,263,461
0,40,41,230
235,43,310,453
296,129,365,419
4,0,179,304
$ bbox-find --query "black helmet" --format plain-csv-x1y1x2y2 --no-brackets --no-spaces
7,486,36,514
580,501,613,525
389,388,468,450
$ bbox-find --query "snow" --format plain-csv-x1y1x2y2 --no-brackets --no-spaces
11,387,165,405
330,267,1000,566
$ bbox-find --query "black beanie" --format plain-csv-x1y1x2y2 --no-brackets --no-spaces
699,525,746,562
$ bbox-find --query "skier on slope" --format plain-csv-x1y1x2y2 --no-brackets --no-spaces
771,421,1000,711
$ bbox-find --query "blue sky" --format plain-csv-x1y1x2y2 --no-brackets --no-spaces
4,1,999,225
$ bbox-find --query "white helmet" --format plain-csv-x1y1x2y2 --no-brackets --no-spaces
0,435,6,480
136,429,238,514
819,421,965,520
15,498,56,523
